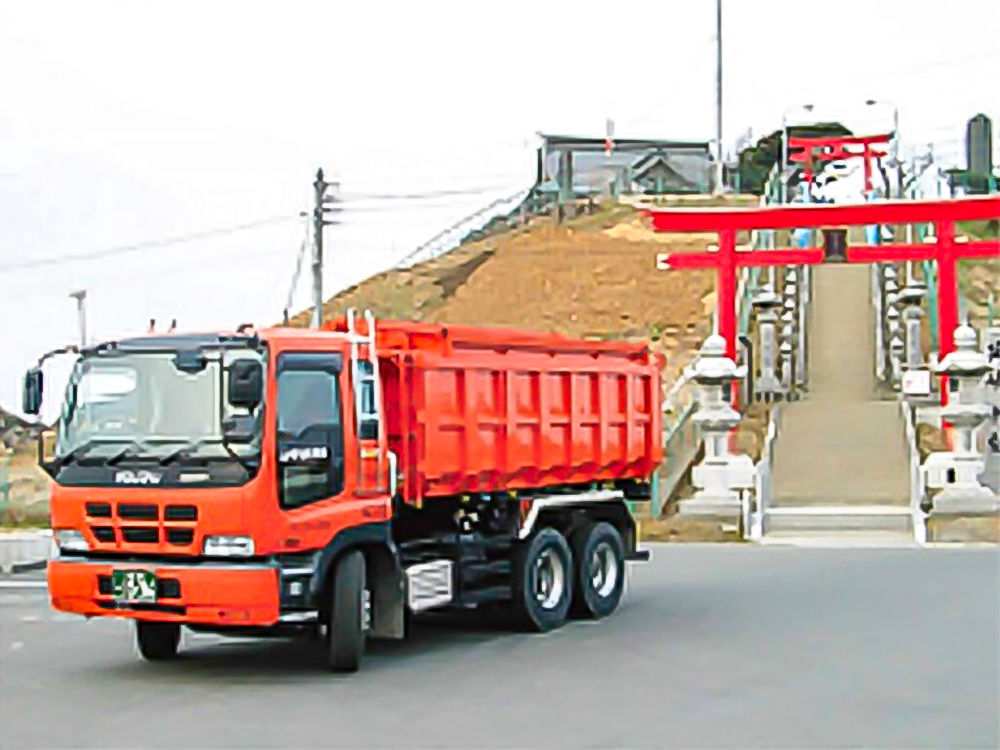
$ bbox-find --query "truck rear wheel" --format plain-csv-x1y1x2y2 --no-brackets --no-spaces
135,621,180,661
514,527,574,632
326,550,366,673
569,522,625,619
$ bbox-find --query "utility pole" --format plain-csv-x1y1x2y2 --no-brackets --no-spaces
311,168,341,329
714,0,724,195
69,290,87,347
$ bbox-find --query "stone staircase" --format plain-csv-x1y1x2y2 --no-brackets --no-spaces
766,264,917,544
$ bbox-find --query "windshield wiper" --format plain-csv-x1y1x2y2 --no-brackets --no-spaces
55,438,115,467
104,438,159,466
158,437,222,466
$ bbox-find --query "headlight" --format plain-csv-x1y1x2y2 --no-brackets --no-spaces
54,528,90,552
202,535,255,557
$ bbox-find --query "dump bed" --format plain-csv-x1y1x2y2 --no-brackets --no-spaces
328,318,664,506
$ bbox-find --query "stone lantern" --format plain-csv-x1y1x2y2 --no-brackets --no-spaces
752,286,783,400
924,325,999,515
678,335,757,519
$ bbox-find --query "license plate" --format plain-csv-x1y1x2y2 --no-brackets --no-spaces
112,569,157,603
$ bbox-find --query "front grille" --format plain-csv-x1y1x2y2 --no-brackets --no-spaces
165,528,194,545
118,503,158,521
91,526,116,543
85,502,112,518
84,502,201,550
164,505,198,521
96,575,181,599
121,527,159,544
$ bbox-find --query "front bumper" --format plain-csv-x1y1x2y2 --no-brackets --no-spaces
48,556,282,626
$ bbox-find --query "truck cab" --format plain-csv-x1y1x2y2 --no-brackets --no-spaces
25,311,655,672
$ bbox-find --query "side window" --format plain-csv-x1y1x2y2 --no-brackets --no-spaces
356,360,379,441
276,364,344,509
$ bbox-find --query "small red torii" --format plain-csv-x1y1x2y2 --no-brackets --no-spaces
787,133,891,191
645,195,1000,401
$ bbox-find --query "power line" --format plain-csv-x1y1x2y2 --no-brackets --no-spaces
282,216,311,324
620,34,717,132
0,214,302,273
837,51,1000,87
340,184,519,202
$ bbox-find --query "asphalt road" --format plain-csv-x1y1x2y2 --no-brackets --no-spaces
1,544,998,750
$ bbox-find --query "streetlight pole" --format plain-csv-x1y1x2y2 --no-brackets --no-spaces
714,0,724,195
865,99,900,197
781,103,814,204
69,290,87,347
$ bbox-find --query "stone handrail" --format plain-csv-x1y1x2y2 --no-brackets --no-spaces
900,399,928,544
747,404,780,541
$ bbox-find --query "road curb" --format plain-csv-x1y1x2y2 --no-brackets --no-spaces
10,559,48,574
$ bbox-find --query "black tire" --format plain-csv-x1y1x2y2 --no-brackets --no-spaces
135,621,180,661
513,527,574,632
569,522,625,619
326,550,366,673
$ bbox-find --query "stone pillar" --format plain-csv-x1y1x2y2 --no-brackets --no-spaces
797,266,810,386
897,282,927,370
924,325,999,540
678,336,757,521
882,267,901,384
873,263,886,380
782,268,801,394
983,327,1000,493
888,310,905,388
752,287,783,401
783,267,806,389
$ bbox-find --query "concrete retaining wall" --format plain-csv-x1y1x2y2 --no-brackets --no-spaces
0,530,55,573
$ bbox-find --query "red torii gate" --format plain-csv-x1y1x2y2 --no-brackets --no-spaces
646,195,1000,399
787,133,891,191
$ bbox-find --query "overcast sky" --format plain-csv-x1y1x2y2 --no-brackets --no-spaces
1,0,998,420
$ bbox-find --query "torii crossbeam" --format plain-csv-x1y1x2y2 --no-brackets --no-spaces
646,195,1000,398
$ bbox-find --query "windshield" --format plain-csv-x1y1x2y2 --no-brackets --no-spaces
56,349,264,463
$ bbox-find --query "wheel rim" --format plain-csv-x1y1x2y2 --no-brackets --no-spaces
589,541,619,599
534,548,566,610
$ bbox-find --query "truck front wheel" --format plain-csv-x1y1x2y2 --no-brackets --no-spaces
135,621,180,661
514,527,574,632
326,550,366,673
569,522,625,619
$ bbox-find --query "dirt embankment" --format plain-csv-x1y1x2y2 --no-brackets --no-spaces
300,199,769,537
0,451,50,527
295,202,733,396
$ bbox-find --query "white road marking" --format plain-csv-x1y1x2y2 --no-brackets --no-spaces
0,581,48,589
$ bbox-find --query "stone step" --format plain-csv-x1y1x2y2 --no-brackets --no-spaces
763,505,914,534
760,530,918,548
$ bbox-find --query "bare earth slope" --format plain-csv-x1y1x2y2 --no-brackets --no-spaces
291,198,757,389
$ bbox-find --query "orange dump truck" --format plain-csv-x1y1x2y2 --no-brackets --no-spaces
23,311,663,671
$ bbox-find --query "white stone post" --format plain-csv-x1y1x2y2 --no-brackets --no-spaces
752,287,783,400
897,281,926,370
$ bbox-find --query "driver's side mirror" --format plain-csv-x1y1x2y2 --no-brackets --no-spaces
227,360,263,410
22,368,43,416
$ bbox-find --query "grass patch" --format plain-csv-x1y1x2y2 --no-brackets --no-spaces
1,504,50,529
